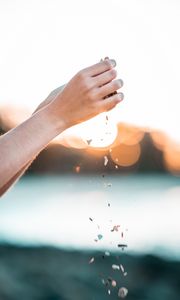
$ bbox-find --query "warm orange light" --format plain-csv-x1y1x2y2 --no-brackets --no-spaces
110,143,141,167
163,143,180,175
114,123,145,146
55,134,88,149
150,130,169,151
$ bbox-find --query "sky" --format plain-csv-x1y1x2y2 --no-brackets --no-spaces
0,0,180,142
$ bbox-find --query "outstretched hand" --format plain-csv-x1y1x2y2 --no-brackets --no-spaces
48,58,123,130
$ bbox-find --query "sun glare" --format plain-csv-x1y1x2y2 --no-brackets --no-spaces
56,113,118,149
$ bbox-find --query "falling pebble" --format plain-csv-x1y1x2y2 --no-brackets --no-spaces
111,280,117,287
111,225,120,232
120,264,125,273
118,287,128,298
107,183,112,187
98,234,103,240
118,244,128,249
124,272,128,277
121,232,124,238
89,257,95,264
89,217,93,222
104,156,109,166
105,251,110,256
108,203,110,207
106,115,109,121
108,289,111,295
75,166,80,173
112,264,120,270
86,139,92,145
101,279,106,285
94,239,98,242
115,164,119,169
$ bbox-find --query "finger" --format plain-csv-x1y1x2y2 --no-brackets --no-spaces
100,92,124,112
84,59,116,77
94,68,117,87
98,79,124,99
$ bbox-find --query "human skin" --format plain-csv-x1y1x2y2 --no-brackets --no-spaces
0,59,124,196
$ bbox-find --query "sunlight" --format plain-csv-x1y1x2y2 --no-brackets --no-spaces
56,113,118,149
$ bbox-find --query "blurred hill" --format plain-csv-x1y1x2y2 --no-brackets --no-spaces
0,106,180,175
0,244,179,300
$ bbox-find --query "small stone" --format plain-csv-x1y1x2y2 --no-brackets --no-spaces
112,264,120,270
97,234,103,240
120,264,125,273
89,257,95,264
111,280,117,287
118,287,128,298
104,156,108,166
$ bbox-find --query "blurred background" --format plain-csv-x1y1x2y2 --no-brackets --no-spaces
0,0,180,299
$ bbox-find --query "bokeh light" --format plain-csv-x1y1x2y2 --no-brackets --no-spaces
110,143,141,167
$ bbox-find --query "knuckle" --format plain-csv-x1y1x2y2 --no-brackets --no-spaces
76,70,86,81
103,59,112,69
110,68,117,79
87,89,97,101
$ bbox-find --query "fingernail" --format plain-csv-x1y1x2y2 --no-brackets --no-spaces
118,79,124,87
109,59,116,67
117,92,124,101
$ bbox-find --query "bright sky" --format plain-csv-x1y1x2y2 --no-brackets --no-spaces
0,0,180,142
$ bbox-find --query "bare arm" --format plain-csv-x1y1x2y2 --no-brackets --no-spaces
0,59,124,196
0,85,66,195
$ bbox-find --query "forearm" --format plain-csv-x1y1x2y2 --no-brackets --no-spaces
0,104,65,194
0,161,35,196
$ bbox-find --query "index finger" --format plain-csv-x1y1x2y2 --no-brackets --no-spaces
84,59,116,77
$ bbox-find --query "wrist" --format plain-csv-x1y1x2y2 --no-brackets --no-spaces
42,102,68,136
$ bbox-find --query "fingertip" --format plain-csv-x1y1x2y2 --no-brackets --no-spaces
116,92,124,102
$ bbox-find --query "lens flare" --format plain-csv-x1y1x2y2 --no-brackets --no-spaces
110,143,141,167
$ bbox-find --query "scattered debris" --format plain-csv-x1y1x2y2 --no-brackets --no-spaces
111,280,117,287
104,155,109,166
75,165,80,173
115,164,119,169
101,279,106,285
120,264,125,273
105,251,110,256
86,139,92,145
117,244,128,249
97,234,103,240
89,217,93,222
89,257,95,264
111,225,120,232
112,264,120,270
118,287,128,298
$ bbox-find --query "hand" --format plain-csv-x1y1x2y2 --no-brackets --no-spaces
33,84,66,114
49,58,124,129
